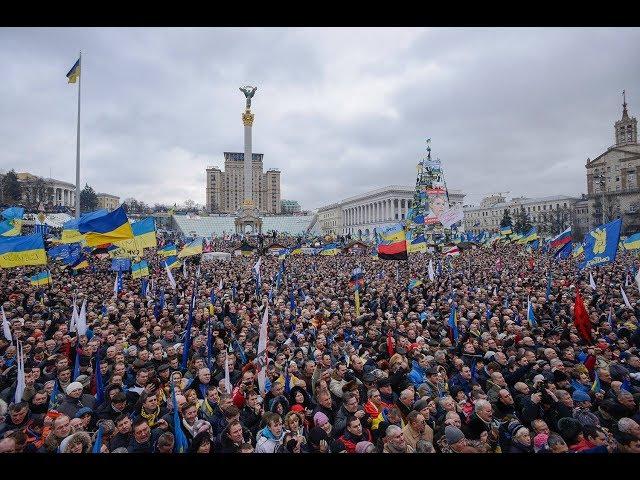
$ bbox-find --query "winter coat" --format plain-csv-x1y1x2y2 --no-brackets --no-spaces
255,426,285,453
407,361,427,388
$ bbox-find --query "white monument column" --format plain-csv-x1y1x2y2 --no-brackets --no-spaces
243,113,253,202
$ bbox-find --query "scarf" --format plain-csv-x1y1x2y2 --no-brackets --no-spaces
182,417,196,437
140,405,160,427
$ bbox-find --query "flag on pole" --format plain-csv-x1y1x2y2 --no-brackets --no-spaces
66,58,81,83
448,306,459,343
589,272,597,291
428,259,435,282
256,306,269,395
76,299,87,336
224,350,232,394
354,283,361,316
591,371,602,393
527,296,537,327
73,348,81,381
621,286,632,309
14,341,25,403
171,381,189,453
608,306,616,332
1,306,11,343
545,270,552,301
574,288,593,344
166,264,176,289
92,425,103,454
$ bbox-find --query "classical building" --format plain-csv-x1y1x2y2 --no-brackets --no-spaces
15,172,76,209
97,193,120,211
585,95,640,233
464,194,582,236
281,200,301,214
317,186,465,240
205,152,281,215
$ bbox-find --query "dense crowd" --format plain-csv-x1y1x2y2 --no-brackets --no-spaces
1,236,640,454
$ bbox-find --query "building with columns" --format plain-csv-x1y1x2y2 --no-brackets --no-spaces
15,172,76,209
585,95,640,233
97,192,120,211
317,186,465,240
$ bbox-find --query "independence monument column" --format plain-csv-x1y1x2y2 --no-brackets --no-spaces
235,86,262,235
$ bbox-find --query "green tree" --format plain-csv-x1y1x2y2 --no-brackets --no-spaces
500,209,512,228
2,169,22,204
80,184,98,212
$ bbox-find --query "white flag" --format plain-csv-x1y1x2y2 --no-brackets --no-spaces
224,350,232,394
1,307,12,343
253,257,262,280
621,286,633,309
113,272,119,296
428,259,435,282
14,341,25,404
76,299,87,336
589,272,597,291
219,278,223,291
166,265,177,290
635,269,640,295
70,300,78,333
257,306,269,395
183,261,188,279
493,287,497,297
196,265,201,278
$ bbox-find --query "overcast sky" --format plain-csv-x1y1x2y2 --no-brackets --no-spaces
1,27,639,210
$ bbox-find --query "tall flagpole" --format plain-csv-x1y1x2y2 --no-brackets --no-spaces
75,51,82,219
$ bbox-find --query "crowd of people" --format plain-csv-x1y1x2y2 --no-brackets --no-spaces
1,234,639,454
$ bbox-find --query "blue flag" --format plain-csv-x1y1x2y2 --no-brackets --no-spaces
48,381,59,410
72,349,81,381
171,381,189,453
289,291,296,311
180,284,197,371
580,219,622,270
206,319,213,369
546,270,552,301
448,306,459,343
92,425,103,454
95,351,104,406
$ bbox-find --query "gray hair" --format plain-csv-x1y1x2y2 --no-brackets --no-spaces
618,417,639,434
385,424,402,438
474,399,490,413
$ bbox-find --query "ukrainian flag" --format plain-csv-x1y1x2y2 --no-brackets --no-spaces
500,226,512,235
178,238,203,259
67,58,80,83
319,243,340,256
78,206,134,247
113,217,157,254
61,210,108,244
408,234,427,254
291,246,303,255
0,219,22,237
623,232,640,250
2,207,24,221
31,271,52,286
407,279,423,290
158,243,177,257
70,254,89,270
164,255,181,270
572,243,584,258
131,260,150,279
518,227,538,244
381,223,406,244
0,234,47,268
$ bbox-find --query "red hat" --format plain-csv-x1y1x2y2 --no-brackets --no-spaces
290,404,304,413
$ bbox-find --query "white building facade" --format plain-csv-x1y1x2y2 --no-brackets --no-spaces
317,186,465,240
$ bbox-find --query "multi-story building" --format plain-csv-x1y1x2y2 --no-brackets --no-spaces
15,172,76,209
205,152,281,214
317,202,342,236
281,200,301,214
97,193,120,211
464,194,581,236
585,96,640,233
317,186,465,240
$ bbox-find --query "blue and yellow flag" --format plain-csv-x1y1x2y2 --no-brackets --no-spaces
70,254,89,270
380,223,406,244
408,234,427,254
0,219,22,237
67,58,80,83
572,243,584,258
178,238,203,259
158,243,177,257
319,243,340,256
164,255,181,270
31,270,52,286
2,207,24,221
113,217,157,253
78,206,134,247
623,232,640,250
579,218,622,270
500,226,513,235
131,260,150,279
407,278,423,290
0,234,47,268
61,210,108,244
517,227,538,244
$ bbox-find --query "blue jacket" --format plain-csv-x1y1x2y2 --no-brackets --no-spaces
407,361,427,388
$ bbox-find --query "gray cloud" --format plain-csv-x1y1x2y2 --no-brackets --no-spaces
0,27,638,209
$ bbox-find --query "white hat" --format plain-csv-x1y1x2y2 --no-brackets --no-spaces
65,381,84,395
533,374,545,384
